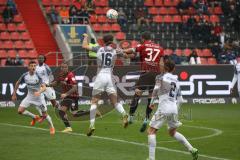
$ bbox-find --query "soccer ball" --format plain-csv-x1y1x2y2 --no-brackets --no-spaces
106,9,118,19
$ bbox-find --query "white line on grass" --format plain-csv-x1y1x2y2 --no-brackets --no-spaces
0,123,230,160
159,125,223,143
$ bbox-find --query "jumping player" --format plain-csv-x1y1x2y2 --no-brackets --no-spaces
147,60,198,160
82,33,128,136
12,61,55,135
122,31,164,132
230,61,240,96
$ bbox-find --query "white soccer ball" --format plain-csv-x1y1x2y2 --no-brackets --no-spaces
106,9,118,19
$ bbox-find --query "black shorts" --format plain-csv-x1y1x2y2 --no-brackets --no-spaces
60,97,79,111
135,71,158,93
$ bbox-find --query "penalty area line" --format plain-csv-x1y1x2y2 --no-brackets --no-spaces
0,123,231,160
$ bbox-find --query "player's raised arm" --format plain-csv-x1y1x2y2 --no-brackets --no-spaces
34,82,47,97
61,84,77,99
12,80,20,101
149,78,161,109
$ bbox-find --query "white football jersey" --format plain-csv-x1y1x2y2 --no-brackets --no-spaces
36,63,53,84
19,72,43,94
92,46,117,74
155,72,181,114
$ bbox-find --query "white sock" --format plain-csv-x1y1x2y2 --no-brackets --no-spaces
173,132,193,151
46,115,54,128
22,110,36,119
114,103,126,115
148,134,156,160
90,104,97,127
35,107,43,116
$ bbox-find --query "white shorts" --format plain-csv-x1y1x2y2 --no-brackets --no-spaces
43,87,56,100
92,73,117,96
149,112,182,130
20,94,47,112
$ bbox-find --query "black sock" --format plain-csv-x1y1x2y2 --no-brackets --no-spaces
129,94,140,116
145,98,152,120
58,110,71,127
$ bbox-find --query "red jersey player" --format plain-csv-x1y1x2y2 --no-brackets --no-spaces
123,31,164,132
48,62,78,132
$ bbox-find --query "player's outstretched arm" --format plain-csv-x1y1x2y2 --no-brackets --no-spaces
12,80,20,101
48,81,58,87
230,73,238,94
61,84,77,99
82,33,92,50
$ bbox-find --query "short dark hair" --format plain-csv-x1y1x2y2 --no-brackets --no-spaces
28,60,36,66
90,38,96,44
164,60,175,72
141,31,151,40
103,34,113,45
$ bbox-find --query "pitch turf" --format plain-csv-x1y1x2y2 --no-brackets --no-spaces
0,104,239,160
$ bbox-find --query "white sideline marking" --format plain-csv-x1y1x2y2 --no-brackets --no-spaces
0,123,231,160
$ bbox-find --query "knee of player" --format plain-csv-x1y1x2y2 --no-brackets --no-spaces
148,127,157,135
168,128,176,137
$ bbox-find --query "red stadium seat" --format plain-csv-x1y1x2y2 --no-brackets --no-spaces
172,0,180,6
168,7,177,14
0,23,7,31
208,7,214,14
214,6,223,14
28,50,38,58
210,15,220,23
155,0,163,6
202,49,212,57
153,15,163,23
0,16,3,22
202,15,209,22
163,15,172,23
61,0,72,6
164,49,173,55
194,49,202,57
159,7,168,15
194,15,200,22
15,41,25,49
200,58,208,64
8,50,17,57
111,23,121,32
183,48,192,56
0,0,6,5
42,0,51,6
208,58,217,65
7,23,17,32
97,15,107,23
182,15,190,22
20,32,30,40
149,7,158,15
92,24,102,32
164,0,173,6
0,31,10,40
3,41,14,49
102,23,111,32
17,23,27,31
18,50,28,58
52,0,61,6
173,15,182,23
175,49,182,56
144,0,154,6
89,15,97,23
25,41,34,49
94,0,108,7
115,32,126,40
0,50,7,58
95,7,106,14
10,32,20,40
188,7,196,14
13,15,23,23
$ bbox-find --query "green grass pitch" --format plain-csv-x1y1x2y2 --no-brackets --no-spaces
0,104,239,160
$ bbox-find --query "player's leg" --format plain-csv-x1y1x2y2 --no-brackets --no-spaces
18,97,39,126
87,95,100,136
168,114,198,160
140,94,152,132
59,99,72,132
147,112,165,160
44,87,59,108
109,93,128,128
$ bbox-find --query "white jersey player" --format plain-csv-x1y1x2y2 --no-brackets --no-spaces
230,62,240,96
82,33,128,136
12,61,55,135
36,55,56,101
147,60,198,160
